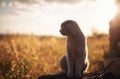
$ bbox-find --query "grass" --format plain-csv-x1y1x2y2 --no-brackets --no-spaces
0,34,109,79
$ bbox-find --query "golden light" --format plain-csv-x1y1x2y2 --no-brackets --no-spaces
89,0,118,35
97,0,117,21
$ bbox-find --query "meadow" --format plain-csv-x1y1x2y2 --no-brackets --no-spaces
0,34,109,79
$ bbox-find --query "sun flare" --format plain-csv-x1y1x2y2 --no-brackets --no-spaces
89,0,118,35
97,0,117,20
0,0,119,36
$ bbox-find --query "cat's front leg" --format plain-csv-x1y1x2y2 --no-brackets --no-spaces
75,57,84,78
67,55,74,77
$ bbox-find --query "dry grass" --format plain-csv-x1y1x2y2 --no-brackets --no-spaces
0,34,109,79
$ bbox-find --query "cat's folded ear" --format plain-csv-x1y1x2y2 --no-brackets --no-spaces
60,20,81,36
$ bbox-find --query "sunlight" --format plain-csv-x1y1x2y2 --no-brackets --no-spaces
0,0,118,36
90,0,117,35
97,0,117,21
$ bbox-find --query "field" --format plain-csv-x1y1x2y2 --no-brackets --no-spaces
0,34,109,79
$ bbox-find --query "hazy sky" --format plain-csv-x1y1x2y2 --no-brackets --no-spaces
0,0,117,36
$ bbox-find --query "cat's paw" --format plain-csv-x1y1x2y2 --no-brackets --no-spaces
75,73,82,78
67,72,74,78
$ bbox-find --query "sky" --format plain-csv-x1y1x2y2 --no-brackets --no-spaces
0,0,118,36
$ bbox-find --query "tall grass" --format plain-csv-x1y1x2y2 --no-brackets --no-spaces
0,34,109,79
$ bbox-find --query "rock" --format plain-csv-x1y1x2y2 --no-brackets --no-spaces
38,72,119,79
38,72,82,79
101,73,119,79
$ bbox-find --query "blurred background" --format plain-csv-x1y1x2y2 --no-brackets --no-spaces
0,0,120,79
0,0,119,36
